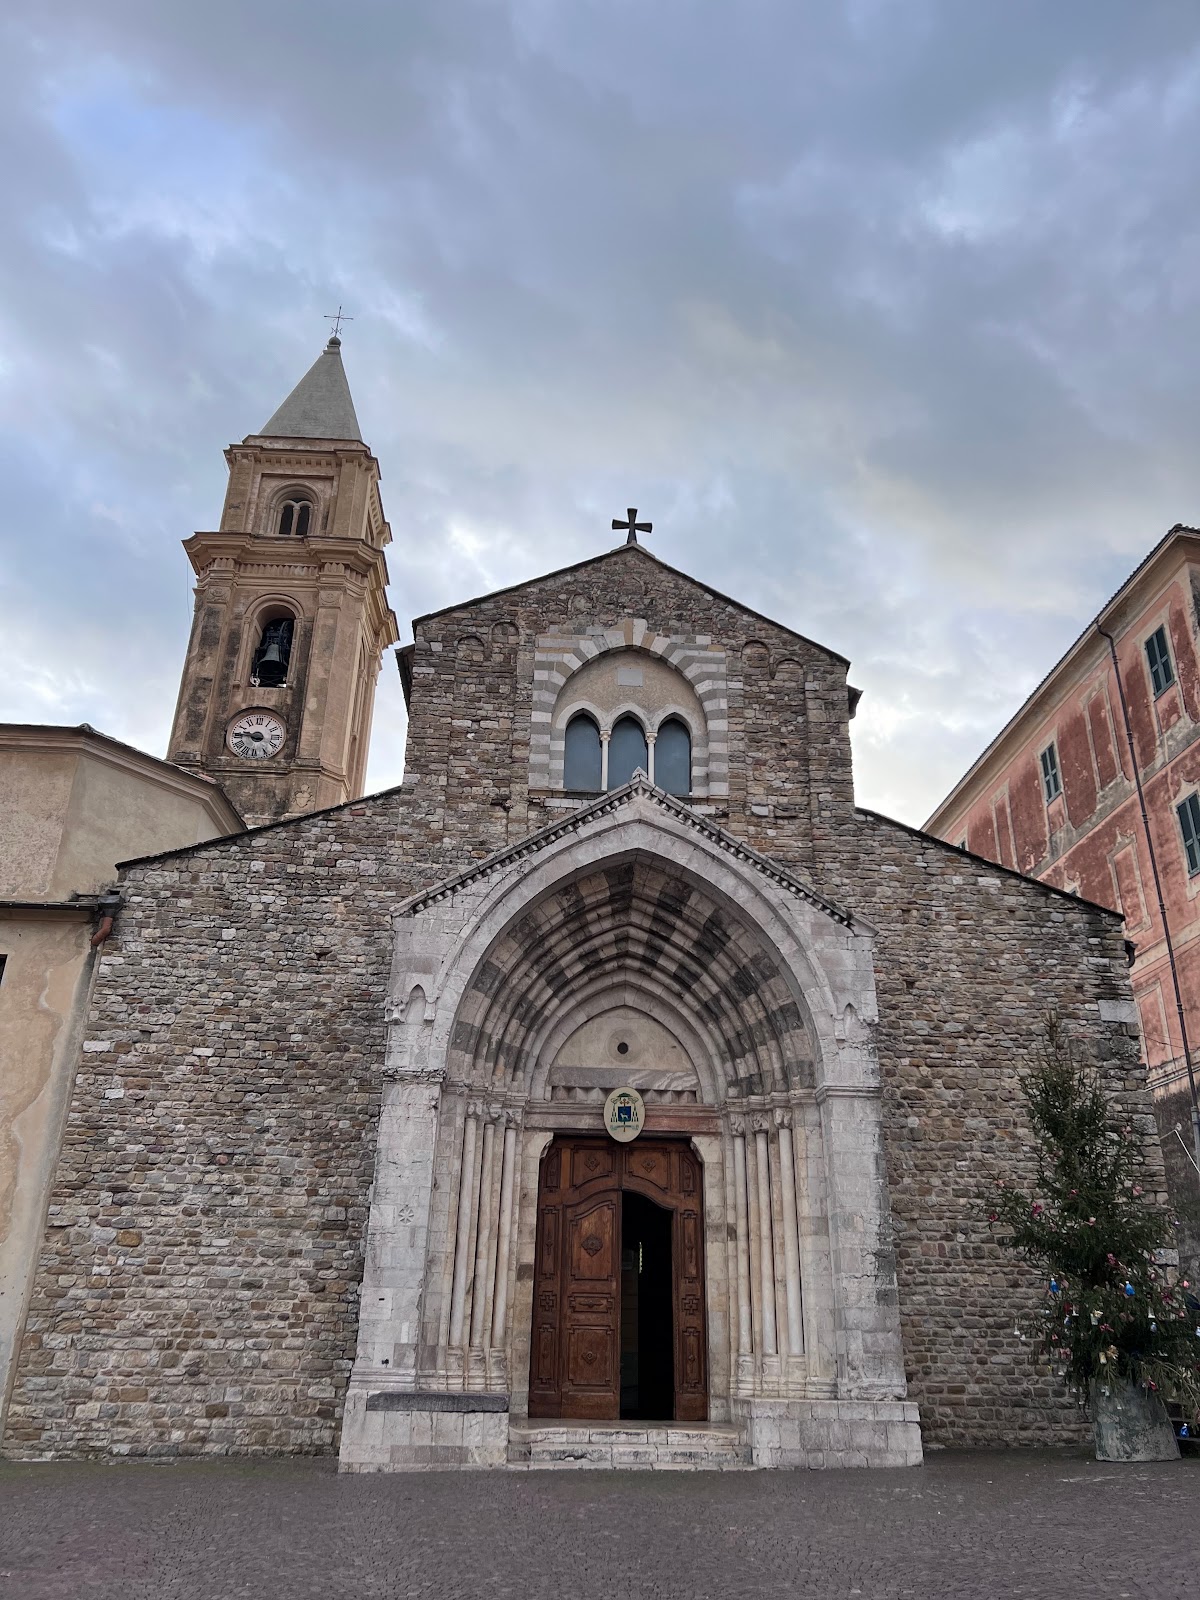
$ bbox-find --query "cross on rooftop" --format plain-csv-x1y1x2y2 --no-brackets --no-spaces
613,507,652,545
324,305,354,339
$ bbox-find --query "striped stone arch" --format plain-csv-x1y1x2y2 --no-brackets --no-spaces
529,621,730,798
446,856,816,1101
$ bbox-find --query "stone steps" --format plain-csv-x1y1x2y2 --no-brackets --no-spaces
508,1420,753,1470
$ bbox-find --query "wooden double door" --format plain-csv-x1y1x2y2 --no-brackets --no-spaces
528,1137,707,1422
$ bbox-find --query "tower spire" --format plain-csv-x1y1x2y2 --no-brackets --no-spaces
257,337,362,442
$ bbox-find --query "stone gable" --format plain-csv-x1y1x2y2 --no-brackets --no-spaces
402,544,856,866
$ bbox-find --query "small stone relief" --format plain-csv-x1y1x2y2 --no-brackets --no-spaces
386,983,436,1078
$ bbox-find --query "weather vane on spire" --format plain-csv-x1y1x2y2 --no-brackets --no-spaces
324,305,354,339
612,507,652,546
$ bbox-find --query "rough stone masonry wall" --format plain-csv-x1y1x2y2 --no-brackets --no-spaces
822,812,1166,1447
1,790,451,1460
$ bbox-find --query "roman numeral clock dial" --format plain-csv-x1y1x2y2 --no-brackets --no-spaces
227,711,285,761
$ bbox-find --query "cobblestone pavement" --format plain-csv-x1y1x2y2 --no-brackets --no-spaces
1,1449,1197,1600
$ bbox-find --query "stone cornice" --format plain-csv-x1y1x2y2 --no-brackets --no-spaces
227,438,378,471
183,531,389,584
397,776,855,928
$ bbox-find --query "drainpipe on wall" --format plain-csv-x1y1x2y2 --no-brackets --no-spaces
1096,622,1200,1182
88,891,121,948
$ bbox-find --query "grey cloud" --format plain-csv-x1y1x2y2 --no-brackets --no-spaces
4,3,1200,815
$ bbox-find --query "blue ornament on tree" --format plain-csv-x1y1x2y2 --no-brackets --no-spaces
1049,1278,1060,1294
1124,1281,1135,1297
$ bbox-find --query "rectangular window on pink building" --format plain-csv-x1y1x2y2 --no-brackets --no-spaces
1178,793,1200,877
1040,744,1062,804
1146,626,1175,697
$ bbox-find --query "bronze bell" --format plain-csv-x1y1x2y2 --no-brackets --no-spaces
255,639,286,686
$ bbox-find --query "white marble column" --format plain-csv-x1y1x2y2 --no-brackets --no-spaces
754,1122,778,1360
776,1111,804,1359
448,1107,481,1351
468,1116,498,1356
731,1121,753,1366
489,1119,519,1349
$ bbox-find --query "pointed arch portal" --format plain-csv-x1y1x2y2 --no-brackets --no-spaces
339,785,921,1472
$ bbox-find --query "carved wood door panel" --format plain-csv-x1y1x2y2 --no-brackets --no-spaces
528,1137,708,1423
527,1142,565,1417
560,1193,620,1417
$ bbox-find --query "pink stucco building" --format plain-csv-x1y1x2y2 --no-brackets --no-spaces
926,527,1200,1202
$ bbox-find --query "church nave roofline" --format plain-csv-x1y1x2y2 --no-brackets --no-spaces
409,540,852,670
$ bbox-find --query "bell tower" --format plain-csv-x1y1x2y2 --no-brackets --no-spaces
167,337,399,827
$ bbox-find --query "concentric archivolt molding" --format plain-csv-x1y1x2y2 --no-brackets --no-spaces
447,854,815,1099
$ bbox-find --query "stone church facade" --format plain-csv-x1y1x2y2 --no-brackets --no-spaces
1,342,1165,1470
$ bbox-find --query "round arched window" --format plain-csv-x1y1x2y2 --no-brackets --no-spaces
607,715,648,790
563,713,602,793
276,496,313,538
655,718,691,796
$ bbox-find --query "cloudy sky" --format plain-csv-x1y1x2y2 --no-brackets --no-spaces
3,1,1200,824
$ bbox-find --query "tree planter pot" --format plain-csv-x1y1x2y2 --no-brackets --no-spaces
1090,1381,1179,1461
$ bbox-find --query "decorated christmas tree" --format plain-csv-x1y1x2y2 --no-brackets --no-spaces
989,1019,1200,1426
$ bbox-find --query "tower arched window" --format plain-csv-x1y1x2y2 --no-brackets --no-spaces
655,718,691,796
564,713,602,793
250,614,295,687
276,496,313,538
607,715,648,790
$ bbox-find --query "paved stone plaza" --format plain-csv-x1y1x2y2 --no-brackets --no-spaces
1,1449,1197,1599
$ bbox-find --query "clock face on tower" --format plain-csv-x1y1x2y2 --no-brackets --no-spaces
227,711,286,761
